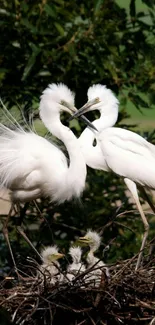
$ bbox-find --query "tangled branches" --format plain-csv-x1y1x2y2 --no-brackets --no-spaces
0,254,155,325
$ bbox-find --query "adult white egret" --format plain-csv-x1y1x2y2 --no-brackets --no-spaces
39,245,64,285
67,246,85,281
71,84,155,270
78,230,109,287
0,83,95,268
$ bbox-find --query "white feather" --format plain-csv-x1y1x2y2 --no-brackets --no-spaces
77,84,155,269
39,245,63,285
0,83,87,204
67,246,85,281
81,230,109,287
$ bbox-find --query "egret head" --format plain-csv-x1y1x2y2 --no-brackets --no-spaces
40,83,75,114
41,245,64,263
70,84,119,119
40,83,97,130
69,246,82,263
78,230,101,252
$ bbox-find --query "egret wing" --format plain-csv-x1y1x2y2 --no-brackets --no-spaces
99,127,155,188
0,124,67,190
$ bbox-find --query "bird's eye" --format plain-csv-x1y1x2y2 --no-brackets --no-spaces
96,97,100,103
60,100,70,109
93,139,97,146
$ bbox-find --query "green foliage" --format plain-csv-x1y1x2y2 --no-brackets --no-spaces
0,0,155,273
0,0,155,107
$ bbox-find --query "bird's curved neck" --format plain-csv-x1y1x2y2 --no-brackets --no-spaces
78,109,118,170
87,250,97,265
79,109,118,143
40,102,86,201
72,256,80,263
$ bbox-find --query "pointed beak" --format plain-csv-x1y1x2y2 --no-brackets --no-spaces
69,97,100,120
79,115,98,131
60,100,98,132
56,253,64,260
77,236,90,244
66,105,98,132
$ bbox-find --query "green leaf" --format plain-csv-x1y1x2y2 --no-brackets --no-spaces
141,0,154,8
130,0,136,18
22,44,41,81
0,8,16,17
137,12,146,18
128,92,149,109
21,2,29,12
44,4,56,18
0,69,8,82
54,22,65,36
120,96,127,107
21,18,37,33
94,0,104,15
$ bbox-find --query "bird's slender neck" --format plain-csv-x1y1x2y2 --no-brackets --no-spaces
90,242,99,253
87,249,98,266
79,107,118,144
78,107,118,170
42,111,84,168
72,255,80,264
40,100,86,200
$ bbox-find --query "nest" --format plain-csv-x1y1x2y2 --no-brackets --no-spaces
0,255,155,325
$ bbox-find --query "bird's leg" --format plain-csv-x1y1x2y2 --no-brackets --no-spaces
139,186,155,214
139,186,155,260
2,203,18,271
124,178,149,270
15,202,30,226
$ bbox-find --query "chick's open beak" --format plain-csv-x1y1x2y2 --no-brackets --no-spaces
78,236,90,244
56,253,64,260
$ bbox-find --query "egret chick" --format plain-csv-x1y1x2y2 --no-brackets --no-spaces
79,230,109,287
67,246,85,281
39,245,64,285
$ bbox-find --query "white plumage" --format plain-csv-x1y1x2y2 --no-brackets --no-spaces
0,83,87,204
79,230,109,287
67,246,85,281
0,83,91,271
72,84,155,269
39,245,64,285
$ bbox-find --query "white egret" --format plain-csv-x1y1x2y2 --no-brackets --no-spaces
71,84,155,269
67,246,85,281
78,230,109,287
39,245,64,285
0,83,95,268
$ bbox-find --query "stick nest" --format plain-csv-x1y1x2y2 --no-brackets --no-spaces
0,256,155,325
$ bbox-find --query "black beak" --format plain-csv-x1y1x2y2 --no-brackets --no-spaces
69,97,100,120
78,115,98,132
68,97,100,132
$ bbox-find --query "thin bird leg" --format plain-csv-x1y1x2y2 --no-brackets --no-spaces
139,186,155,259
17,202,30,226
139,186,155,214
2,203,18,271
124,178,149,270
